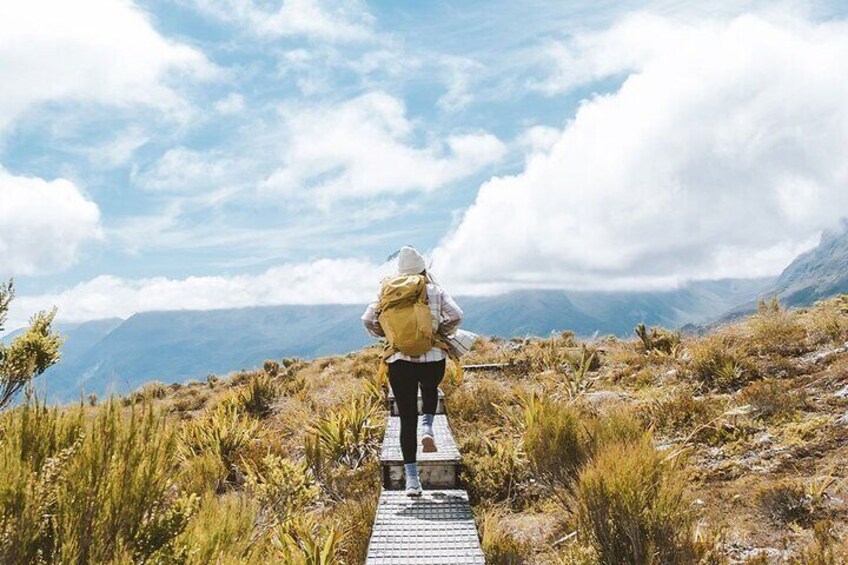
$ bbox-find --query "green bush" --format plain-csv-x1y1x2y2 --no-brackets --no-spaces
245,454,320,516
270,515,344,565
575,435,697,565
177,493,262,564
0,400,195,563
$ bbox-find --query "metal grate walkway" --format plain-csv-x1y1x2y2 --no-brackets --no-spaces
367,385,486,564
366,490,485,565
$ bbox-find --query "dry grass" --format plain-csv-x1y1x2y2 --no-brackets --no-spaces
575,436,698,565
4,295,848,563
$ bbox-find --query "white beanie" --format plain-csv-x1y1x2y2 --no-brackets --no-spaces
397,246,426,275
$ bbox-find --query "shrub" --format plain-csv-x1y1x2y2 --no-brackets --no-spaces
638,391,722,437
179,450,228,495
739,379,807,420
635,323,681,356
264,360,281,378
0,280,63,411
575,435,697,565
447,379,513,427
478,508,532,564
522,399,589,497
803,297,848,346
179,403,261,483
757,481,813,526
245,454,320,516
333,493,379,564
270,515,344,565
563,345,600,399
0,400,195,564
749,298,807,355
237,373,279,418
689,333,757,390
522,397,644,501
463,435,533,508
177,493,262,564
306,397,382,471
170,388,208,413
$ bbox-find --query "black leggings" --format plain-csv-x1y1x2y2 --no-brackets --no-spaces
388,359,445,464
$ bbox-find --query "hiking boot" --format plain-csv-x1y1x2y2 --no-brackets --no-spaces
421,414,437,453
404,463,422,497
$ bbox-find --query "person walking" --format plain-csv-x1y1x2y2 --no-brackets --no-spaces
361,246,463,497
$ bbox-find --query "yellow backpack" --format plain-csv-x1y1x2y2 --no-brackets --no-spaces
377,274,434,357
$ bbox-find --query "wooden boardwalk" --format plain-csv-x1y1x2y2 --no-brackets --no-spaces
366,386,485,564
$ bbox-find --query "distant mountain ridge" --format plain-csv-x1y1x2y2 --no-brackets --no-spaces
721,221,848,320
25,278,772,403
13,222,848,404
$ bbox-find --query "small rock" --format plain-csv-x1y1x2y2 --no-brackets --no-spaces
836,412,848,426
725,404,754,417
582,391,632,404
803,343,848,365
835,385,848,399
754,432,772,446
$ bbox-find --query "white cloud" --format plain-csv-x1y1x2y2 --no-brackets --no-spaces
214,93,246,115
432,12,848,293
0,167,102,276
134,147,253,193
262,92,506,205
7,258,390,329
0,0,215,134
189,0,374,42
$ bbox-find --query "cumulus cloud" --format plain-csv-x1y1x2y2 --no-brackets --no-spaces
188,0,374,42
0,0,214,134
6,258,390,330
433,13,848,293
0,168,102,276
262,91,506,205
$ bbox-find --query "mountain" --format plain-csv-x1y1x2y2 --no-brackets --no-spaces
771,222,848,306
33,278,772,402
721,221,848,320
41,305,370,402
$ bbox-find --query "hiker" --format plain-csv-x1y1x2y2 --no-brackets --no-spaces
361,246,463,497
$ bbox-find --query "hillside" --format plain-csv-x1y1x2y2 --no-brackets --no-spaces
723,222,848,320
32,278,770,402
2,296,847,563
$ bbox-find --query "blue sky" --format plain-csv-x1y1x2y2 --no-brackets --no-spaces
3,0,848,331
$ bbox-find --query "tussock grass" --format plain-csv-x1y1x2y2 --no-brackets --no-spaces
689,332,758,391
739,378,807,421
462,434,533,508
749,297,808,356
575,435,697,565
478,508,532,564
179,402,262,485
